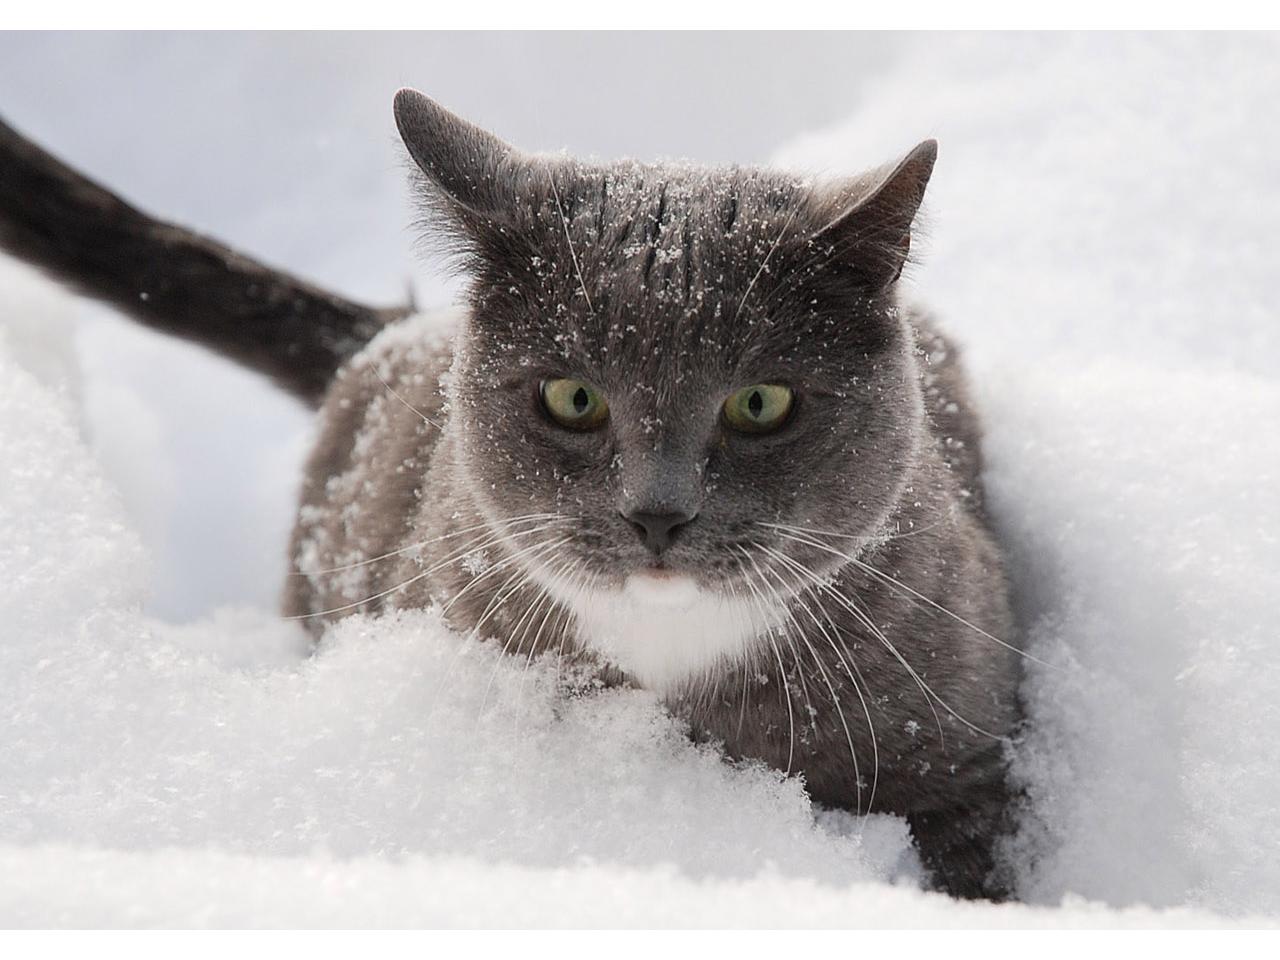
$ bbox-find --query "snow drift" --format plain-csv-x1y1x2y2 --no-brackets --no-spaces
2,33,1279,925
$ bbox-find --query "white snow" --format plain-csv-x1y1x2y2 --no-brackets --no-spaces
3,33,1280,926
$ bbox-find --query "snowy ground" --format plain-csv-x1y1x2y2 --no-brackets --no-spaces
2,33,1280,926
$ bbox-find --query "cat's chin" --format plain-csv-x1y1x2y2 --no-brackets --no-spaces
623,570,702,608
530,563,782,694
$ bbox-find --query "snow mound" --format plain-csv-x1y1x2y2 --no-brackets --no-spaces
0,846,1238,929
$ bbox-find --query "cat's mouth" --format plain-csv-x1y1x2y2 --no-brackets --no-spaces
634,562,676,579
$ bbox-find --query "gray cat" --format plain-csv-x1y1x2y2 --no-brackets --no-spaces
0,92,1022,900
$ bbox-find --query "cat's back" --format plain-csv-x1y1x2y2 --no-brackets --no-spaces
911,309,990,516
284,309,461,626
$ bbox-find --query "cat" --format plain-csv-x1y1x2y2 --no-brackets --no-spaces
0,91,1023,900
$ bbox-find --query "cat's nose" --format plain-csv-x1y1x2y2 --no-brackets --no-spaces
622,507,698,555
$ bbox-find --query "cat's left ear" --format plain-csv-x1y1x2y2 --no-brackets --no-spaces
810,140,937,289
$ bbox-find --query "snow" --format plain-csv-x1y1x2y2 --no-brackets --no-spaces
3,33,1280,926
0,846,1236,929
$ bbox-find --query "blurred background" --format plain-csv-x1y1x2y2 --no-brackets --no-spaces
0,32,904,619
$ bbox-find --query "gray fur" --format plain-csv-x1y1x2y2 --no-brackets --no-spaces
287,89,1021,899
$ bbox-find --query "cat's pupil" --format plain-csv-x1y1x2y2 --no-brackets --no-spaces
572,387,589,413
748,390,763,418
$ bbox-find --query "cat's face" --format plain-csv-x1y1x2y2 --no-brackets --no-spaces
396,90,934,689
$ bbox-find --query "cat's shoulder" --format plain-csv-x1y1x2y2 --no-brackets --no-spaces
346,306,463,377
319,306,462,415
302,306,462,498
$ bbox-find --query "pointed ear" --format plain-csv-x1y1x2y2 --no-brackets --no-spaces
810,139,937,289
393,88,532,227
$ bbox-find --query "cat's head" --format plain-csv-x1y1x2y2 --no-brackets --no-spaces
395,89,934,691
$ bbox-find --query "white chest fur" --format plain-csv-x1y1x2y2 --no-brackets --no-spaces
543,571,780,694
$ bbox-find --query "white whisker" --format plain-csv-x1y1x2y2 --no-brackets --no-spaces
550,175,595,316
372,363,446,433
767,525,1048,669
292,513,565,577
735,545,796,775
751,544,868,815
735,208,799,321
758,543,882,815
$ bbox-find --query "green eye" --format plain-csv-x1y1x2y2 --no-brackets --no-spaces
723,384,794,434
541,378,609,430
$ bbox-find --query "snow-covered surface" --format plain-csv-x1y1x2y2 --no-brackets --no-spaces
2,33,1279,926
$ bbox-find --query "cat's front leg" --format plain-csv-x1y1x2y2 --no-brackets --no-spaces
906,786,1016,901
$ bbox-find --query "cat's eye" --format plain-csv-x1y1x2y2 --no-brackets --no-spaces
540,378,610,430
722,384,795,434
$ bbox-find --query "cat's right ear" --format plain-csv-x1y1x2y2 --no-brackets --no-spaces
393,88,530,234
